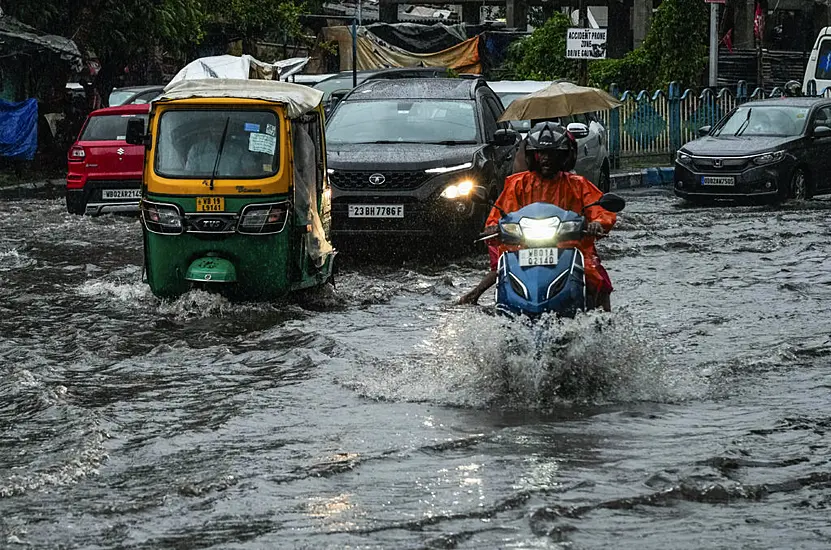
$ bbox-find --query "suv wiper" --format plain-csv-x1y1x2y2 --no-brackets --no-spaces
428,140,478,145
210,117,231,190
734,108,752,137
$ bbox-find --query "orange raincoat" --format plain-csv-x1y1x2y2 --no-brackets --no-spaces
486,170,617,292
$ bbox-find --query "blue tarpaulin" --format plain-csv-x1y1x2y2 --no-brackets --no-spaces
0,98,37,160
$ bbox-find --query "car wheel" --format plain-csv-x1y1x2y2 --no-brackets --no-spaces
598,162,611,193
789,168,811,200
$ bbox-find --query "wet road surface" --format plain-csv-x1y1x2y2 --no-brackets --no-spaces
1,188,830,549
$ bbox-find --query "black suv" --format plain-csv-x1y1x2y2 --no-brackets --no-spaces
325,78,518,242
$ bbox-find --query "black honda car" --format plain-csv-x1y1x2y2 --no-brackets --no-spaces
674,97,831,203
325,78,518,243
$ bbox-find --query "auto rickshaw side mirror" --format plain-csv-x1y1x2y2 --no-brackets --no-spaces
126,118,147,147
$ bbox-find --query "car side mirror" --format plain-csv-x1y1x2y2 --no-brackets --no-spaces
492,128,519,146
566,122,590,139
813,125,831,138
584,193,625,213
698,125,712,137
471,185,489,204
126,118,146,146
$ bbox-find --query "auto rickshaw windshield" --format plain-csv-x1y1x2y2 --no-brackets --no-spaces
154,109,280,179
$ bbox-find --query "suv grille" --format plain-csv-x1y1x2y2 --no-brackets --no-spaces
330,170,431,190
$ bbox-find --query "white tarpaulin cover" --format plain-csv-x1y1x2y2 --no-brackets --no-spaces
158,79,323,119
293,124,333,267
168,54,310,85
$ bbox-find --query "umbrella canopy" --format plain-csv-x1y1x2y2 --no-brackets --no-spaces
498,81,621,122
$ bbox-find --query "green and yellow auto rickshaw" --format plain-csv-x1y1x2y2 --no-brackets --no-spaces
126,79,334,300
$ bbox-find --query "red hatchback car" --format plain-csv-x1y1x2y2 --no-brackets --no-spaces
66,104,149,215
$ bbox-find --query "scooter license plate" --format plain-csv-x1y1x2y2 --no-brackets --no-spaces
519,247,559,267
196,197,225,212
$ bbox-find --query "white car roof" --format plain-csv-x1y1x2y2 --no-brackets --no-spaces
487,80,552,95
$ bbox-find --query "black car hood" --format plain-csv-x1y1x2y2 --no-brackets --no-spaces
327,143,484,171
682,135,800,156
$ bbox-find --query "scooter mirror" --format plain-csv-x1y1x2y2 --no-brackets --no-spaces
595,193,626,212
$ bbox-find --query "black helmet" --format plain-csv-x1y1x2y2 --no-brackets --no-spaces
525,122,572,152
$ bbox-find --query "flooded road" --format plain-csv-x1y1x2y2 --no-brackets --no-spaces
1,188,830,549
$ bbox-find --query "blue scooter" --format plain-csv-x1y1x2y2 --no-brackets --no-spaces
473,189,625,318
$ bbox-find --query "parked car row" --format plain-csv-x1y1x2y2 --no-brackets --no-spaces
674,97,831,202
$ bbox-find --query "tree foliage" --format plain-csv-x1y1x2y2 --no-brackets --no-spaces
506,0,709,91
504,12,578,82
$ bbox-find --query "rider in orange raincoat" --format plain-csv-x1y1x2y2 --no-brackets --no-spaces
459,122,617,310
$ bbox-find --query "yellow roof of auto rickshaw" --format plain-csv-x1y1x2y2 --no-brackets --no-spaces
156,78,324,119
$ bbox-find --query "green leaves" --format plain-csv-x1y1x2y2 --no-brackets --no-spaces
503,13,578,82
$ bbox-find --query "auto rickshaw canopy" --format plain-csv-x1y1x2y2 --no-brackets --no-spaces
156,79,324,119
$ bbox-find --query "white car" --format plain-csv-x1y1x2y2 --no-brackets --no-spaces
488,80,612,191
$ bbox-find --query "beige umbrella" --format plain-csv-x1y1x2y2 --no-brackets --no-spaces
498,81,621,122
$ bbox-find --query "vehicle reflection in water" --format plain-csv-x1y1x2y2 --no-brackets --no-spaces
1,191,830,548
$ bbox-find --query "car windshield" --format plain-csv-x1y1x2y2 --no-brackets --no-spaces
154,110,280,179
326,99,479,144
714,105,810,137
81,114,148,141
109,90,136,107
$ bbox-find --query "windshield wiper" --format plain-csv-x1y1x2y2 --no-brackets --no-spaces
428,140,478,145
734,108,752,137
209,117,231,191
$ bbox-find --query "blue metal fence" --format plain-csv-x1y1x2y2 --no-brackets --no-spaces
599,80,794,165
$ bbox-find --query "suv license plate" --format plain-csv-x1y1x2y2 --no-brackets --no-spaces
519,247,559,267
102,189,141,199
348,204,404,218
196,197,225,212
701,176,735,186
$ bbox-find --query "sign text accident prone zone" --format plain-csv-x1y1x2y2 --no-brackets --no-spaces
566,28,608,59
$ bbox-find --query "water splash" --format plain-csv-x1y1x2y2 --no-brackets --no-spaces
0,249,35,271
345,307,681,410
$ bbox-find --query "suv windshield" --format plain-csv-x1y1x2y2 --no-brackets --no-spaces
81,114,149,141
326,99,479,145
155,110,280,179
714,105,810,137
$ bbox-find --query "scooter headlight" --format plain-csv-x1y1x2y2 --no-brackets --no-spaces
500,222,523,239
141,201,183,235
559,220,583,235
519,217,561,242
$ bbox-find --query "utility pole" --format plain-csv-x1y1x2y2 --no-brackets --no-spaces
358,0,362,27
579,0,588,85
708,1,719,87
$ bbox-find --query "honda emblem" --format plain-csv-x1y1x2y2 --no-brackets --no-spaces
712,158,723,168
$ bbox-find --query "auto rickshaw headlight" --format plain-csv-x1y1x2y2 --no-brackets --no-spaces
238,202,289,234
141,201,183,235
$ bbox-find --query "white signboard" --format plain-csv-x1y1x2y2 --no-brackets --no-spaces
566,28,608,59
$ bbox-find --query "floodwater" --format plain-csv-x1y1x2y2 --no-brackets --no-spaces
1,188,830,549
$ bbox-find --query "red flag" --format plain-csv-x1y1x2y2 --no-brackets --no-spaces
721,29,734,53
754,3,764,41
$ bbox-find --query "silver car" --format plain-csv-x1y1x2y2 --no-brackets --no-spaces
488,80,612,192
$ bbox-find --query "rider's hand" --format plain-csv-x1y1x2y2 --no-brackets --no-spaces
586,221,605,236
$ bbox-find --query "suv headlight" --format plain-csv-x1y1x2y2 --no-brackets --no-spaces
141,201,183,235
440,179,474,199
676,151,692,164
753,151,785,165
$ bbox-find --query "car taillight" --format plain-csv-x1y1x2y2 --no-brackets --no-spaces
238,203,289,234
141,201,183,235
68,146,86,161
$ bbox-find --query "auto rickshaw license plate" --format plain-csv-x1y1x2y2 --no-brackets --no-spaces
196,197,225,212
519,248,559,267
